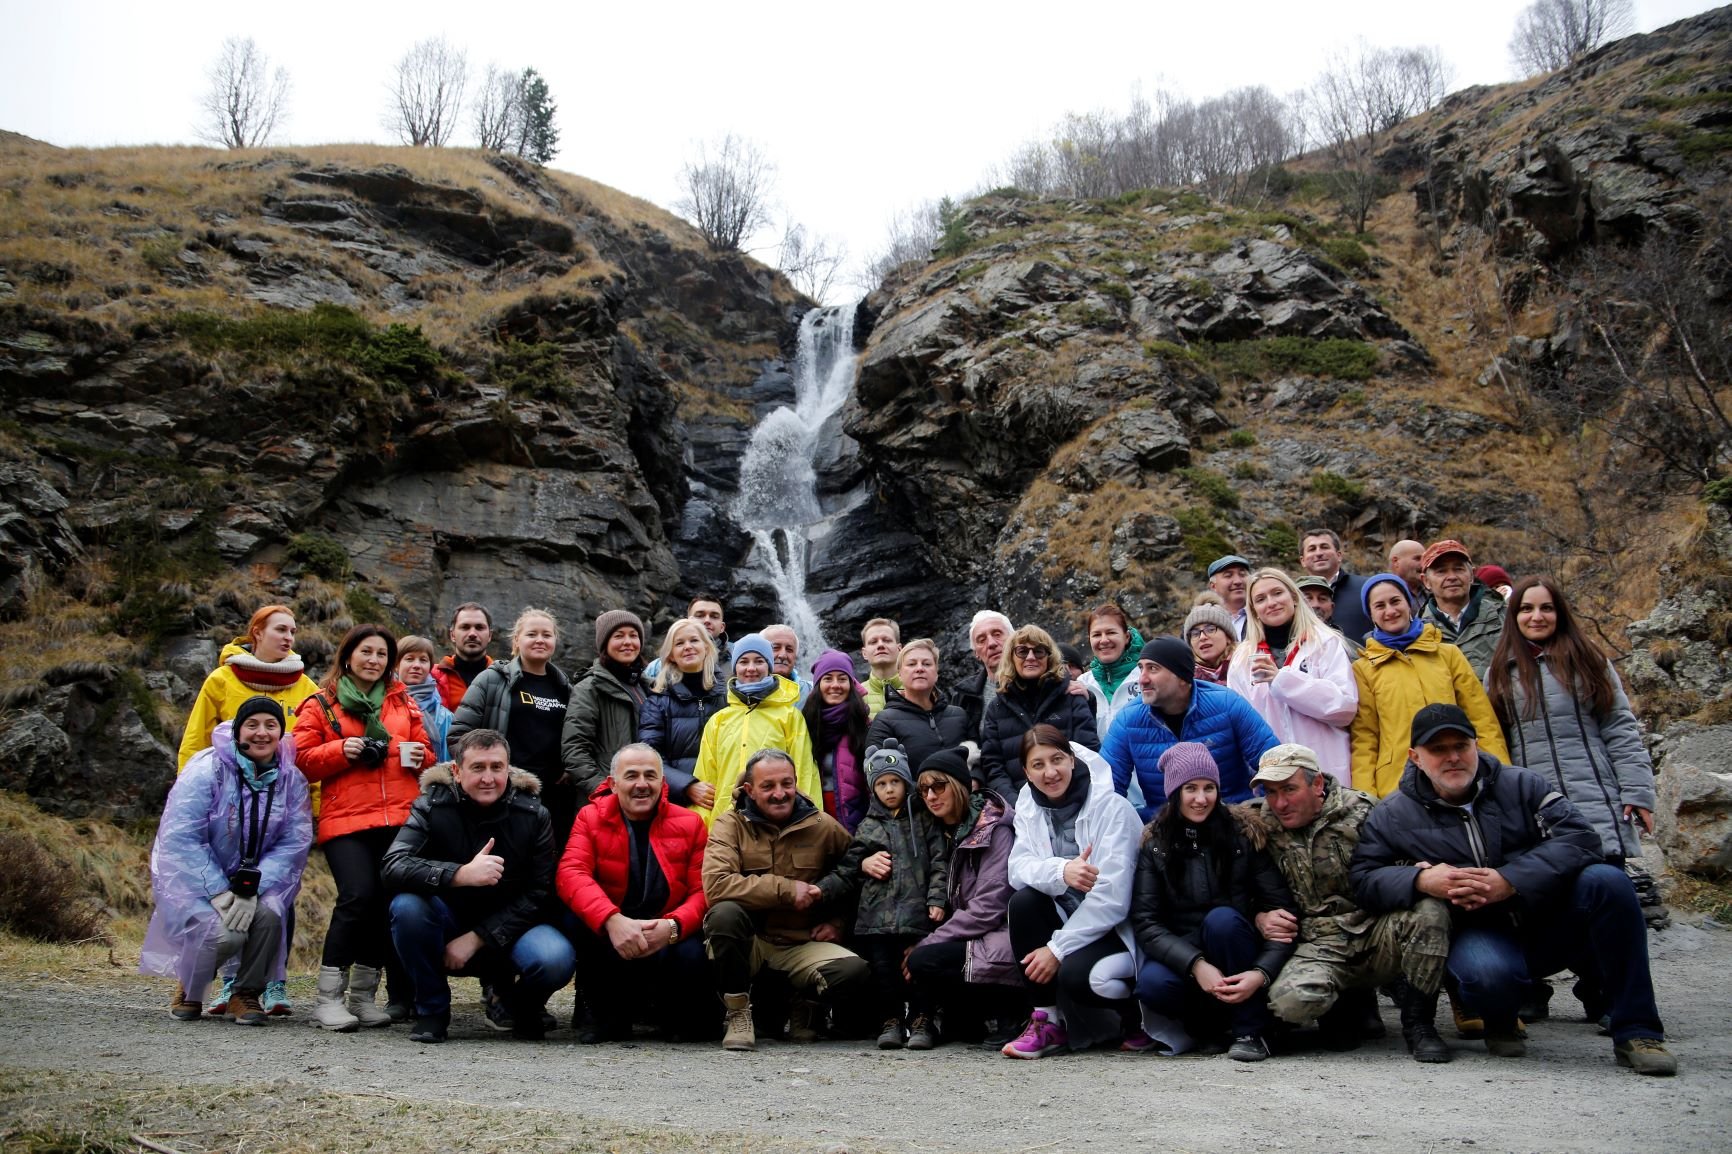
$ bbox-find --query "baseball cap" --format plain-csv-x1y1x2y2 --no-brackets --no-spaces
1410,703,1477,747
1206,554,1252,580
1293,575,1333,596
1420,539,1471,570
1251,743,1322,785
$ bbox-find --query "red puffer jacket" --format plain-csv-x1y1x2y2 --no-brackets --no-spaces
292,680,432,844
557,780,709,937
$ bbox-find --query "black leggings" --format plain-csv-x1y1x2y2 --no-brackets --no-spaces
320,826,398,969
1007,887,1128,1011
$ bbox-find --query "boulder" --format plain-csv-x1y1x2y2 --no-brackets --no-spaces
1655,723,1732,877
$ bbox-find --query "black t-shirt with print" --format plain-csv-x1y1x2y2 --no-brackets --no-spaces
507,671,569,777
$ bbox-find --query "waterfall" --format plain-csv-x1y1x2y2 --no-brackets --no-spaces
732,304,858,670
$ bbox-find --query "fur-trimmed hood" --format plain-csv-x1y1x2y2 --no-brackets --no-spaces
417,762,543,797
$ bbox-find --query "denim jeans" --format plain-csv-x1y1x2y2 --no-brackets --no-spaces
1135,906,1272,1038
1446,863,1663,1043
389,892,575,1017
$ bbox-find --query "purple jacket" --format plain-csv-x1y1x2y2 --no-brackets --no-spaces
918,788,1019,986
139,722,313,991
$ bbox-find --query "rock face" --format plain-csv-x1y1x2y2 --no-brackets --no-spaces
0,673,175,821
1655,724,1732,878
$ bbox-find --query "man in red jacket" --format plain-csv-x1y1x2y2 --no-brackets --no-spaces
432,602,495,710
558,743,712,1042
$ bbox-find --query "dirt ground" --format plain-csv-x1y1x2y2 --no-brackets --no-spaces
3,918,1730,1154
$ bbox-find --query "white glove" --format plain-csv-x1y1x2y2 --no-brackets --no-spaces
213,890,258,933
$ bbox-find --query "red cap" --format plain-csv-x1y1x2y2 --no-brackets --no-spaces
1421,539,1471,570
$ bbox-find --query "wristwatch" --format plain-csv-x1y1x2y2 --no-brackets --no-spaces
666,918,681,944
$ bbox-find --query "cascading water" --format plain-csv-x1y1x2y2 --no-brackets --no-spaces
731,305,858,667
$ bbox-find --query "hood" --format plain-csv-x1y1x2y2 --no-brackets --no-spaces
955,787,1010,851
418,762,543,798
1397,750,1502,809
208,719,297,774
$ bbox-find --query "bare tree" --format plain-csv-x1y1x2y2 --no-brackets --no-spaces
385,37,468,147
861,199,945,289
675,135,776,252
1510,0,1633,76
778,221,848,303
197,37,289,149
472,64,523,151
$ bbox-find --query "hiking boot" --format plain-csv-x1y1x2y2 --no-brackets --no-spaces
262,979,293,1016
409,1012,449,1044
206,974,234,1017
1615,1037,1678,1076
313,965,359,1032
345,964,394,1027
483,985,515,1033
1228,1034,1272,1062
787,996,823,1043
877,1017,906,1050
722,993,756,1052
1001,1010,1067,1059
1398,988,1451,1064
229,988,268,1025
1484,1027,1527,1058
906,1015,937,1051
1355,989,1388,1039
1519,978,1552,1022
1447,990,1484,1039
169,983,202,1021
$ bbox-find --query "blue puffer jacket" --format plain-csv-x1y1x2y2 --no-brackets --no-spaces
637,676,727,805
1101,681,1281,820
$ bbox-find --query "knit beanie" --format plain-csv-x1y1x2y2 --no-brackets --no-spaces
595,609,646,654
919,745,974,789
1183,599,1235,639
1139,636,1196,683
731,632,774,672
863,738,915,788
1359,573,1412,618
1057,642,1087,671
811,648,856,683
1159,741,1220,798
232,695,286,732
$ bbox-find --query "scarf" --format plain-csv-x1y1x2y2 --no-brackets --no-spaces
1372,618,1426,652
602,658,647,706
1089,626,1146,701
731,674,777,700
1033,762,1091,810
1194,659,1229,685
817,702,851,750
336,675,391,740
404,677,442,719
225,644,305,692
235,750,279,789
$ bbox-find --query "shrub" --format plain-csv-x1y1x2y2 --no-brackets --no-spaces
1231,460,1264,480
1182,276,1215,299
1207,337,1379,382
1099,281,1133,305
490,339,571,400
1311,471,1366,502
1704,477,1732,508
1320,236,1372,272
171,303,443,388
1181,466,1240,510
1259,521,1299,564
1175,506,1234,570
345,586,391,625
285,532,352,580
0,831,107,942
1227,428,1257,448
1143,340,1199,363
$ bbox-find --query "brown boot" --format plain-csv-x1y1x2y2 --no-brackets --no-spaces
229,988,268,1026
788,995,823,1043
722,993,756,1052
170,983,202,1021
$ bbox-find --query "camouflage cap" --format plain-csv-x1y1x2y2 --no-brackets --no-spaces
1251,743,1323,785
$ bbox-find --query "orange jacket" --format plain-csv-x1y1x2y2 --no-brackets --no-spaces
291,680,431,844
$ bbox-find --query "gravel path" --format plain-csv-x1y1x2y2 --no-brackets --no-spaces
6,921,1730,1153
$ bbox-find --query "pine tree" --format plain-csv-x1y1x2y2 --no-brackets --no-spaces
516,68,559,164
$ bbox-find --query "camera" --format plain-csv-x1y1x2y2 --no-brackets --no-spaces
355,738,391,767
228,865,261,899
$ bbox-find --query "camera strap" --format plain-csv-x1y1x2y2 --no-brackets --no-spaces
238,778,277,868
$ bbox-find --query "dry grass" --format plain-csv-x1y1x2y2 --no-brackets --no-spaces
0,583,140,706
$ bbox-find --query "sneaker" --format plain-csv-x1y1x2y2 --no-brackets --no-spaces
262,979,293,1017
1228,1034,1272,1062
1120,1025,1159,1053
169,983,202,1021
206,975,234,1017
906,1015,937,1051
1615,1037,1678,1076
410,1013,449,1044
1484,1028,1527,1058
483,987,514,1032
877,1017,906,1050
1001,1011,1067,1060
229,988,268,1026
980,1018,1018,1049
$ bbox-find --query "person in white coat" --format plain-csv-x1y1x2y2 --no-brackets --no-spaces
1227,569,1358,786
1000,724,1143,1058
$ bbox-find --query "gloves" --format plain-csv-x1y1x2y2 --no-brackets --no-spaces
212,890,258,933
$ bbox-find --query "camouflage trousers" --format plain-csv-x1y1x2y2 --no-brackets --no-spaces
1268,898,1451,1027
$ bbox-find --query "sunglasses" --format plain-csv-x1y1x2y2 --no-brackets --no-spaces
1012,645,1047,659
917,782,948,795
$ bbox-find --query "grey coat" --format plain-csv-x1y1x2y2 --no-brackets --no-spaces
449,656,573,741
1489,656,1656,860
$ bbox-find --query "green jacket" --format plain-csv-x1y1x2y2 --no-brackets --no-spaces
823,798,949,936
1421,583,1506,680
1250,778,1379,941
864,674,901,719
560,660,643,803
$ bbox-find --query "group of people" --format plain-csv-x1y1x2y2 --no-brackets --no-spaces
140,527,1675,1074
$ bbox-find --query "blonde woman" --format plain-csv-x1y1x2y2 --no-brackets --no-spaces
979,625,1099,800
866,638,971,780
637,617,725,807
1227,568,1358,785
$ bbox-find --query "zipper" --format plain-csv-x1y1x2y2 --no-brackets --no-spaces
1459,809,1488,866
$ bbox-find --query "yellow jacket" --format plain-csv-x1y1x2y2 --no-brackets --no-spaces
1350,625,1509,798
176,640,322,771
692,677,822,827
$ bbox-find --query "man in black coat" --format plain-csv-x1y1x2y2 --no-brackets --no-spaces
383,728,575,1043
1350,704,1675,1075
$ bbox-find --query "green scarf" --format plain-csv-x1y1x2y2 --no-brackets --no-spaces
1089,626,1146,701
336,675,391,741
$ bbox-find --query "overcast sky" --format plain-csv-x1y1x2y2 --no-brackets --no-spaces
2,1,1718,297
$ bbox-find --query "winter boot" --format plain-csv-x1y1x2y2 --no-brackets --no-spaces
1446,989,1484,1039
787,995,823,1043
1398,985,1451,1064
722,993,756,1051
877,1017,906,1049
906,1014,938,1051
345,964,394,1027
313,965,360,1032
169,982,202,1021
229,988,268,1025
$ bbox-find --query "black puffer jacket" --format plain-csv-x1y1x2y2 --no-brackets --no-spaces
1130,806,1296,979
866,687,971,776
950,666,989,744
1349,752,1602,931
381,765,556,951
637,675,727,803
979,676,1100,799
823,794,950,937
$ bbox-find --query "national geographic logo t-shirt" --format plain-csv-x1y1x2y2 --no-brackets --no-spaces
507,670,570,776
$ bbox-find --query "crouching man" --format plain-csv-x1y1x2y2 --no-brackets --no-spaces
1349,705,1676,1075
382,728,575,1043
1248,744,1452,1061
702,749,869,1051
558,744,713,1042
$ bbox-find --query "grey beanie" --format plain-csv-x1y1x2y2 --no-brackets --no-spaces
1183,600,1235,638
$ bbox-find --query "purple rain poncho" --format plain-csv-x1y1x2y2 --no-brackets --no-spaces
139,721,313,992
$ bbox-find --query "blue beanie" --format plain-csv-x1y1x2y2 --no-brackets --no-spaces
1360,573,1413,618
732,632,774,673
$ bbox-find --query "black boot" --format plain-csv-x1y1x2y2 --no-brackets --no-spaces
1397,983,1451,1064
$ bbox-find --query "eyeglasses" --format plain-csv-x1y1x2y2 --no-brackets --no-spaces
1188,624,1223,638
917,782,948,795
1012,645,1047,659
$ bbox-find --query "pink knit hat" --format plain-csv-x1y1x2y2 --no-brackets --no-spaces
1159,742,1221,799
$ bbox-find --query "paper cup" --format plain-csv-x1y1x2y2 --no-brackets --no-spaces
399,742,424,768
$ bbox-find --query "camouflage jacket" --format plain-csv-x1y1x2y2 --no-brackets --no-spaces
1251,780,1379,940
